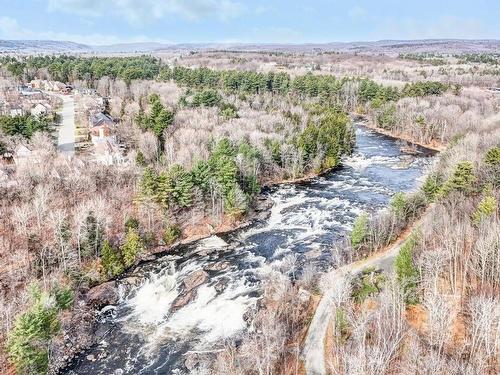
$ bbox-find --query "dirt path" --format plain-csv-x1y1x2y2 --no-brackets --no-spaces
302,218,422,375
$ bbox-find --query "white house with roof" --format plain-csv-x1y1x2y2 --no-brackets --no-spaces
30,103,48,117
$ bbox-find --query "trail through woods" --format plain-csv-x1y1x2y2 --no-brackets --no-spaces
302,216,425,375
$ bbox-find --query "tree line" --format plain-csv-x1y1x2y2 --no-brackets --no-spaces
1,56,450,105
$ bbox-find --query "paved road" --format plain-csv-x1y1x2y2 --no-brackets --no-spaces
302,221,421,375
55,94,75,155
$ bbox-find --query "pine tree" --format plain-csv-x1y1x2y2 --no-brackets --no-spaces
439,161,476,197
168,164,193,208
155,171,172,209
139,167,158,198
6,286,60,374
191,160,211,192
351,213,368,249
100,240,124,277
395,234,420,304
121,228,145,268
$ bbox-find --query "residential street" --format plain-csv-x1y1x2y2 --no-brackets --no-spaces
55,94,75,155
302,218,424,375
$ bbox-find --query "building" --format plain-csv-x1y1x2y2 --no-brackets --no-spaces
30,103,48,117
17,85,44,98
93,138,124,165
89,112,114,127
89,112,116,142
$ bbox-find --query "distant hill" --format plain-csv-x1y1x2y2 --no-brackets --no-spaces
1,39,499,55
0,40,90,53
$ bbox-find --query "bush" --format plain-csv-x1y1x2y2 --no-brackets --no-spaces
351,267,385,303
219,102,239,119
484,146,500,166
351,213,368,249
395,233,420,304
163,224,181,245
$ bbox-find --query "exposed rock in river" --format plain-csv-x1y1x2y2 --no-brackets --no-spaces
86,281,119,308
171,290,196,310
182,269,209,291
171,269,209,310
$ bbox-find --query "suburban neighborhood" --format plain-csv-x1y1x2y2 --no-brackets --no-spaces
0,77,125,175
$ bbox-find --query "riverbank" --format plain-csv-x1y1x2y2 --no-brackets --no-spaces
302,211,429,375
352,113,446,152
52,123,435,374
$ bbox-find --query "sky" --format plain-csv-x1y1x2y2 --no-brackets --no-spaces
0,0,498,45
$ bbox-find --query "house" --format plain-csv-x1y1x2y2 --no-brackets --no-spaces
94,138,124,165
90,123,114,140
61,85,73,94
90,112,115,128
30,103,48,117
17,85,44,98
52,82,69,93
89,112,117,144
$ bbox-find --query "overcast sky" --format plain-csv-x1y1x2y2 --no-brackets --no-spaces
0,0,498,45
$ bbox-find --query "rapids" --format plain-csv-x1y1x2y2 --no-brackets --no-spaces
65,125,434,374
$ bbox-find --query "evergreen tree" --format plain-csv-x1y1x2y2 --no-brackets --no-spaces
139,167,158,198
168,164,194,208
121,228,145,268
472,193,497,224
484,146,500,166
100,240,125,277
7,286,60,374
395,234,420,304
351,213,368,249
209,139,238,197
421,174,443,202
191,160,211,192
439,161,476,197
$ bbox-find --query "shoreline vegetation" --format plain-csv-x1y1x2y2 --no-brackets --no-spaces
57,123,436,374
0,52,498,374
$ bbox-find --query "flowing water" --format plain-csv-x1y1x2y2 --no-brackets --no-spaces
65,125,434,374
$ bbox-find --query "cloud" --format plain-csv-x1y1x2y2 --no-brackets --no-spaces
0,16,171,45
47,0,245,24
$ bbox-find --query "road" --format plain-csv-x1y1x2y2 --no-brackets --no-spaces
302,220,422,375
55,94,76,155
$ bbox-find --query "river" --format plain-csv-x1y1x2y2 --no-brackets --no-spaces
65,125,434,374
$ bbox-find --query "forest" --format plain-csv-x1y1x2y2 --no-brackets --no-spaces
0,48,498,375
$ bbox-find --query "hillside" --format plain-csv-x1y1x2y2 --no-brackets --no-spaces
1,39,499,55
